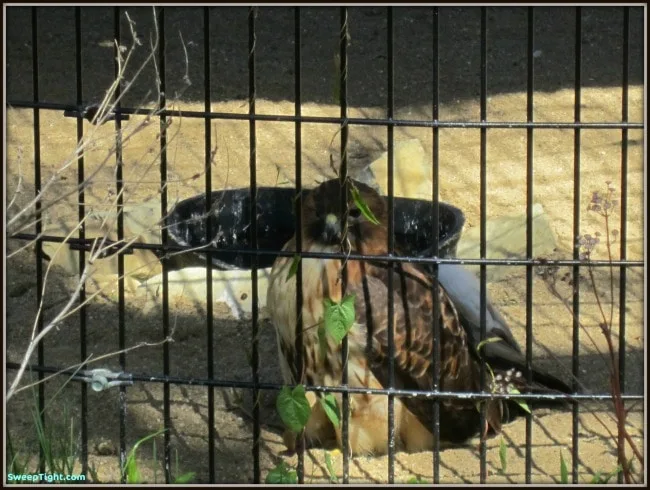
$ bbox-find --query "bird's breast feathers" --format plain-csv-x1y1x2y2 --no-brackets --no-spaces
267,238,346,364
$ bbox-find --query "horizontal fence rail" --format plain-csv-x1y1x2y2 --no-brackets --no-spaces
7,100,644,130
7,233,646,268
6,362,644,404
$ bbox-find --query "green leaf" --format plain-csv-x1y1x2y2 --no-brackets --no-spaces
318,324,328,360
174,472,196,484
323,295,356,344
277,385,312,433
507,387,531,414
406,476,427,484
286,254,301,282
125,456,140,484
590,471,603,484
591,465,622,484
320,394,341,428
123,428,166,483
559,451,569,484
476,336,503,354
486,362,495,385
350,184,380,225
499,437,507,474
266,461,298,484
324,452,338,483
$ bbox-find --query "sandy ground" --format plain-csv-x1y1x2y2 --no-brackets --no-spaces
4,5,645,484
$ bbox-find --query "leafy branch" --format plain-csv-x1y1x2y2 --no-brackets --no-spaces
271,294,354,482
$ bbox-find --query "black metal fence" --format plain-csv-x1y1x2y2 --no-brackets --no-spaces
5,5,645,484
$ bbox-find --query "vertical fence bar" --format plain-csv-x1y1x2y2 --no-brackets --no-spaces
339,6,350,483
74,6,89,477
524,6,535,484
385,6,396,484
203,6,216,484
478,6,488,483
430,6,441,485
248,7,261,483
617,8,629,483
31,7,46,474
293,7,306,483
617,7,629,395
571,6,582,485
112,7,128,482
156,6,172,483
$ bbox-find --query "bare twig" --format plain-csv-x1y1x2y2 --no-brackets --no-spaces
542,181,643,483
5,7,195,404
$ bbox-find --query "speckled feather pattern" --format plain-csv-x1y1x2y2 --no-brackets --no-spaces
266,179,553,455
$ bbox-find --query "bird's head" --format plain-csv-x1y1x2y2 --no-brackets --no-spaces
301,178,387,253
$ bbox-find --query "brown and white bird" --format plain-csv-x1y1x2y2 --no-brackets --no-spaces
267,178,570,455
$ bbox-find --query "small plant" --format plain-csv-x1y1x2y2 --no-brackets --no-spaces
123,429,166,483
320,394,342,429
576,183,642,483
590,465,623,484
274,294,352,482
265,461,298,484
406,475,428,484
6,431,30,479
475,338,531,418
275,296,351,432
498,437,508,474
321,295,356,346
539,181,643,483
276,385,312,434
33,406,78,477
324,451,338,483
559,451,569,484
349,183,380,225
171,448,196,485
121,429,195,484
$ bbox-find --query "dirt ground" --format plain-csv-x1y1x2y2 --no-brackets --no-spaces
4,6,645,484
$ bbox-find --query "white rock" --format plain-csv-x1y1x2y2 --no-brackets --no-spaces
137,266,271,319
367,139,433,200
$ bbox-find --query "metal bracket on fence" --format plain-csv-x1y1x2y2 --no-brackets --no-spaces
63,103,130,125
80,368,133,392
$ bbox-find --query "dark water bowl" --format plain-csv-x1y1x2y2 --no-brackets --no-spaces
165,188,465,271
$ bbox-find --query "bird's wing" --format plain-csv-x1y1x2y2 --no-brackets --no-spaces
437,264,571,395
437,264,525,366
438,264,520,349
344,259,505,435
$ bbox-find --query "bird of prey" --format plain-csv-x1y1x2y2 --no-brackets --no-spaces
267,178,570,455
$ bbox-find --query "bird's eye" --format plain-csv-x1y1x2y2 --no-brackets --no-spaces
348,207,362,219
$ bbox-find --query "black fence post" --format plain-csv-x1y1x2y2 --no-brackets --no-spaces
571,6,582,485
203,6,216,484
247,7,261,484
525,6,535,483
430,6,442,485
73,6,89,478
31,6,46,475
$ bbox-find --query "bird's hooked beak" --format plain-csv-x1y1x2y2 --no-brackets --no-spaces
322,213,341,244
